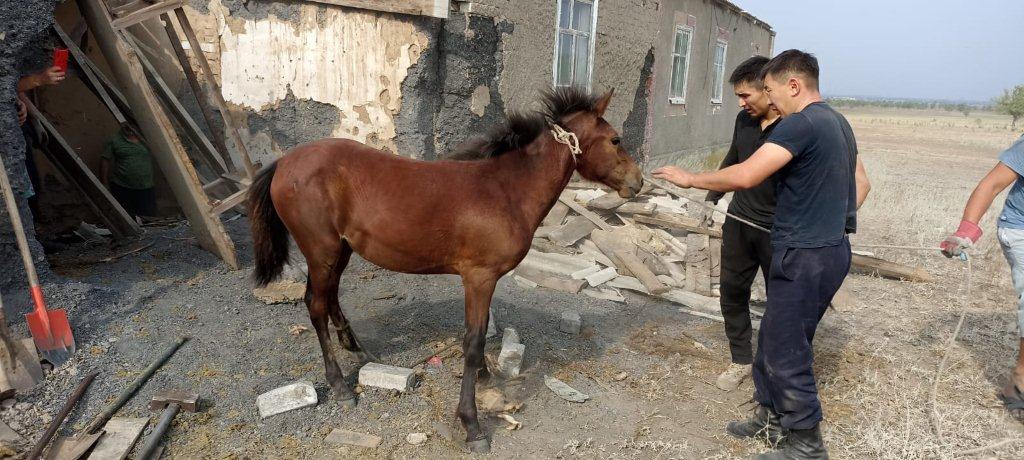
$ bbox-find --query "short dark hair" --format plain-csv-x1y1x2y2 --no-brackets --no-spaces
759,49,819,91
729,55,770,88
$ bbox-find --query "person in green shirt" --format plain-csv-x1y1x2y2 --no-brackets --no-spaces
101,124,156,220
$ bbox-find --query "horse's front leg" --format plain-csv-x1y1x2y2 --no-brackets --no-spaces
457,271,498,453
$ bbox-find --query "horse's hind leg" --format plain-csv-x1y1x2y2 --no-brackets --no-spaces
327,241,377,364
304,242,357,408
456,271,498,453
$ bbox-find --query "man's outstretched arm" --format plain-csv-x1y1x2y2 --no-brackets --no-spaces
653,142,793,193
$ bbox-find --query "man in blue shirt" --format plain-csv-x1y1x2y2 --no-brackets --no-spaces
654,49,870,459
941,134,1024,425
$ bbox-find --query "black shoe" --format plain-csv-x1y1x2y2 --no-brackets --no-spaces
754,425,828,459
727,405,785,446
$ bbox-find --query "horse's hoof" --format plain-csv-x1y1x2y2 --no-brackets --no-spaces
339,397,358,410
466,438,490,454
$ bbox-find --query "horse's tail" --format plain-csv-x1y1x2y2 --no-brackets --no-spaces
249,161,290,287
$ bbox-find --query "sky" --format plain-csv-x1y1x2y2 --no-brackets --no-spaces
729,0,1024,102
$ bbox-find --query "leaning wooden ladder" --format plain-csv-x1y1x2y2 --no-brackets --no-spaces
76,0,265,268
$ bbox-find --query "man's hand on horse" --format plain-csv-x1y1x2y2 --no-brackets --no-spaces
652,166,696,189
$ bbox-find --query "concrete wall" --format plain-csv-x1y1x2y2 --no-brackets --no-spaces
647,0,774,169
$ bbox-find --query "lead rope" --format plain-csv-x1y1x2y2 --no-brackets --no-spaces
549,123,581,166
643,174,772,233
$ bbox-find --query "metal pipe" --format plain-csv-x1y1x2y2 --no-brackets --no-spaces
26,371,100,460
137,402,180,460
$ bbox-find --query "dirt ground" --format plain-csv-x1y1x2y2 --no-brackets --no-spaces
4,107,1024,459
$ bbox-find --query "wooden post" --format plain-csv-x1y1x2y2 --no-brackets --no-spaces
80,0,238,269
53,24,128,124
160,12,231,165
174,8,256,178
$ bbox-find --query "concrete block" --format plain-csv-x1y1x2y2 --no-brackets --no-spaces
498,342,525,377
558,311,582,335
256,381,318,419
584,266,618,287
358,363,416,392
325,428,382,448
501,327,520,349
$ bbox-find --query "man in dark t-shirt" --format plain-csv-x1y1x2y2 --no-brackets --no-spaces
707,56,781,392
654,50,870,459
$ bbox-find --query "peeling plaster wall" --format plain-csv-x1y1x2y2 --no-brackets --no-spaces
194,1,430,162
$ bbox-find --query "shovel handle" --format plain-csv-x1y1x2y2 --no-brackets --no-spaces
0,150,41,288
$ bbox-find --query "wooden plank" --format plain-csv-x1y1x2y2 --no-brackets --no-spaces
634,213,722,238
82,0,238,268
851,253,933,282
174,9,256,178
53,24,128,124
0,338,43,394
109,0,146,16
209,187,248,215
125,33,228,176
558,193,614,231
26,102,141,238
547,215,597,246
89,417,148,460
78,51,133,117
306,0,450,18
162,12,232,166
613,250,669,294
110,0,184,30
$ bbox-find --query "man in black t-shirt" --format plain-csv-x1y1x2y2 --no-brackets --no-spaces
654,50,871,459
707,56,781,392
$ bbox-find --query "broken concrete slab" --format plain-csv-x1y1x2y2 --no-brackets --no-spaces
497,342,524,377
543,375,590,403
501,327,520,349
519,249,596,276
358,363,416,392
252,280,306,304
587,191,628,210
548,216,598,246
325,428,382,449
582,287,626,303
558,311,582,335
577,240,617,267
584,266,618,287
0,420,22,444
616,202,657,215
570,265,603,280
541,202,570,227
256,381,318,419
608,276,650,295
89,417,149,460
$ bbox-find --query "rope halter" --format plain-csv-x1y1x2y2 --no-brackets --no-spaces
549,123,582,166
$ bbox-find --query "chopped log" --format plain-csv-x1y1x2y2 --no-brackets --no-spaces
851,254,933,282
558,193,614,231
542,202,570,227
548,216,597,246
613,250,669,294
587,191,628,210
634,213,722,238
616,202,657,216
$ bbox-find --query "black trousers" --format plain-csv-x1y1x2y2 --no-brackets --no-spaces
719,216,773,365
753,240,851,429
110,183,157,218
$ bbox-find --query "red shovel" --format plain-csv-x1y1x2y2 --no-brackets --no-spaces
0,154,75,366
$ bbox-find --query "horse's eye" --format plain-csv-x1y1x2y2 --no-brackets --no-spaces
611,137,621,145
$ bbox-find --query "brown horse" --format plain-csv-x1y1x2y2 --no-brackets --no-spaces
249,87,642,452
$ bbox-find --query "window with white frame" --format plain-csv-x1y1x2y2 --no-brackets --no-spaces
711,40,728,103
669,26,693,104
554,0,598,89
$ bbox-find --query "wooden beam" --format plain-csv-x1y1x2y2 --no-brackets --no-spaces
174,9,256,178
161,12,231,166
25,101,141,238
209,188,248,215
109,0,184,30
634,213,723,238
76,45,133,116
851,253,933,282
53,24,128,124
304,0,450,19
81,0,238,269
125,33,228,176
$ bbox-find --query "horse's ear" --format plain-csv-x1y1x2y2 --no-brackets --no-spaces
594,88,614,118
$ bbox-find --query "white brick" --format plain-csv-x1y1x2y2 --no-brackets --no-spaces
256,382,318,419
584,267,618,287
358,363,416,392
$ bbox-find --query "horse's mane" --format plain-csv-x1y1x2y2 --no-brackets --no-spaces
448,86,600,161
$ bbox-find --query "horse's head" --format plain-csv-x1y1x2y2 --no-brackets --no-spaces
549,88,644,198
